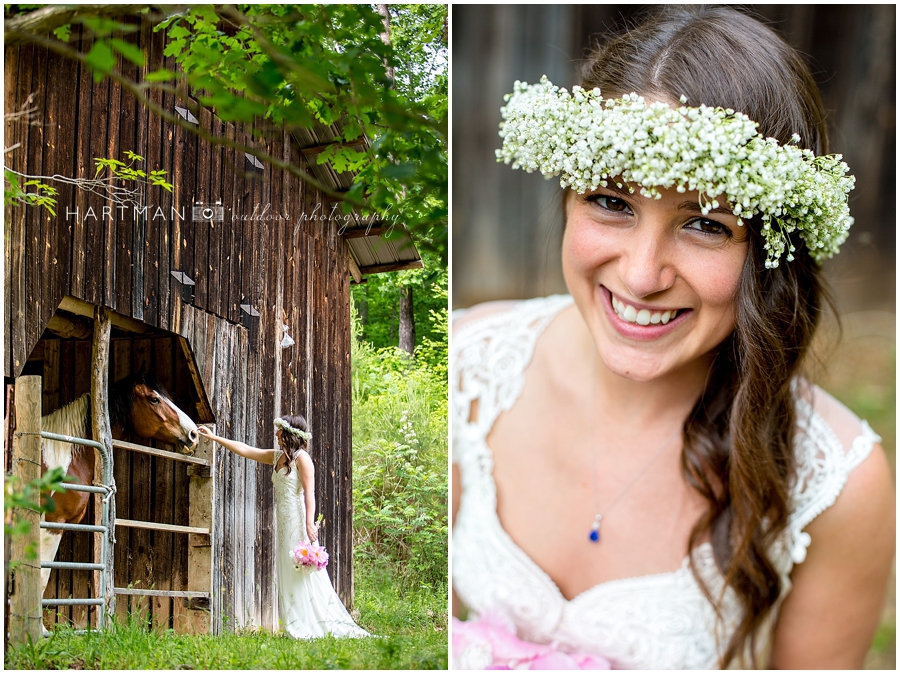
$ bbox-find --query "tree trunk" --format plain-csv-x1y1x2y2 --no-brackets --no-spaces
377,5,395,83
399,286,415,355
358,287,369,344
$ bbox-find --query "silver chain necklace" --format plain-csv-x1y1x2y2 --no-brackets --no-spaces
587,357,681,543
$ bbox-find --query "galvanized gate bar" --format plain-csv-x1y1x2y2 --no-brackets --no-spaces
38,430,113,629
40,522,106,533
42,598,104,607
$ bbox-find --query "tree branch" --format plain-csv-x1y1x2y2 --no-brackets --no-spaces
5,5,153,43
5,26,363,207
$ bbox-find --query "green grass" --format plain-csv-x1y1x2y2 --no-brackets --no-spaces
5,561,448,670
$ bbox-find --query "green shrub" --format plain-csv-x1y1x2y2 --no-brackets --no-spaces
351,303,447,590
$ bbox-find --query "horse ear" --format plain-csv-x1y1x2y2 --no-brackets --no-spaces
136,362,147,382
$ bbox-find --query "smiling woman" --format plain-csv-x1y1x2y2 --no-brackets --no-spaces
451,5,894,670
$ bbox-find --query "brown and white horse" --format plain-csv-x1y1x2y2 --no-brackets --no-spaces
39,371,199,592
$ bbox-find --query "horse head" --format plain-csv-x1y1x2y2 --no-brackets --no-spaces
111,370,200,454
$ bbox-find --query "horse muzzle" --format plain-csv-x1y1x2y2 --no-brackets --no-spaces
178,429,200,455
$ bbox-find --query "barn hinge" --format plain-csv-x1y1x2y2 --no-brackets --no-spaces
171,271,195,304
174,106,199,125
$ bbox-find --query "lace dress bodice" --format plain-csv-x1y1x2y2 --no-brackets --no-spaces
452,295,879,669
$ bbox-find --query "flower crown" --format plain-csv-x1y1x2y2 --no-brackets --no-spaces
496,77,855,268
274,418,312,442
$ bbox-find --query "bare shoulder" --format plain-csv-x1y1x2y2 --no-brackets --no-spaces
294,449,314,473
771,383,894,667
452,300,520,334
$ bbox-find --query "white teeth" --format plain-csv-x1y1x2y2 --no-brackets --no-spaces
611,296,678,326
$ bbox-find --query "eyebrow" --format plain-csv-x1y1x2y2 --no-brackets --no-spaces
598,183,735,216
677,201,736,216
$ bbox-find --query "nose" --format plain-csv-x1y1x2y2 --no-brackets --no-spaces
188,428,199,447
618,224,675,299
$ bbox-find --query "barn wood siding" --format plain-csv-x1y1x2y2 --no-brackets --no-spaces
6,23,356,630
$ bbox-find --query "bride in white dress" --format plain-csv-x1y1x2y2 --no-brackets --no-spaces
198,415,368,638
452,6,894,670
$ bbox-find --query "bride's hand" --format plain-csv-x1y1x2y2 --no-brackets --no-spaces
307,521,319,543
197,426,215,440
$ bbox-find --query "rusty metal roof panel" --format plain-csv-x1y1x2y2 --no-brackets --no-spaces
290,124,422,276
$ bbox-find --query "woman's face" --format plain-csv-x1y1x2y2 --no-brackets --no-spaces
562,182,749,383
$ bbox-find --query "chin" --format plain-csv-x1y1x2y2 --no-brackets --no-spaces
595,342,675,383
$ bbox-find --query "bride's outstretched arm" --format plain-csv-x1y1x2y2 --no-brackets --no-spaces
297,451,318,543
197,427,277,464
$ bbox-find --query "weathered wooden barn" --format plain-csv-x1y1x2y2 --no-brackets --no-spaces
4,20,421,633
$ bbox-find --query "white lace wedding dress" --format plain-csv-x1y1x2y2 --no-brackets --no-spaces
272,449,369,638
452,295,880,669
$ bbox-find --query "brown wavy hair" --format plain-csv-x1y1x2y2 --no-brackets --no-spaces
276,414,310,475
579,6,831,667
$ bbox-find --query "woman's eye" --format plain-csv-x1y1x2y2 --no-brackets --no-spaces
684,218,731,237
588,195,632,214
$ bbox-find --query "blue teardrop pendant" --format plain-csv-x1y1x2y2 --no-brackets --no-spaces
589,514,602,543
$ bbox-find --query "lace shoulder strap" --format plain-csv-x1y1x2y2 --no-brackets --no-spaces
785,397,880,564
452,295,573,462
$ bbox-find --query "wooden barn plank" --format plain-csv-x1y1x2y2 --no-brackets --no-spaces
7,44,35,376
131,21,152,323
70,28,94,303
240,128,257,323
208,421,225,634
156,42,176,332
207,114,224,318
42,340,60,413
184,427,214,634
103,55,123,312
84,61,110,307
24,44,47,368
170,436,191,630
179,102,199,319
43,45,75,328
116,519,209,536
4,44,22,378
221,123,238,323
168,91,187,331
194,108,212,312
116,29,139,319
151,338,175,628
111,440,210,467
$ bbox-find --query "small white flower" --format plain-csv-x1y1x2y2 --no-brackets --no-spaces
497,77,855,268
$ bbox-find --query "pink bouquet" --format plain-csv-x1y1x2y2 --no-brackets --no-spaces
292,541,329,570
453,612,611,670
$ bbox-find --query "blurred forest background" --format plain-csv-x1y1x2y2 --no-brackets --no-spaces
451,5,895,668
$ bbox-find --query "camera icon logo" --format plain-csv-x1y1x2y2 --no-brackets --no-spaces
192,200,224,222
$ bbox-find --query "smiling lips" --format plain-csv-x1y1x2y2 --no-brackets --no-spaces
610,294,684,326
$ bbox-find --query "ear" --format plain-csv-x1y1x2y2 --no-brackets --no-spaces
136,361,148,382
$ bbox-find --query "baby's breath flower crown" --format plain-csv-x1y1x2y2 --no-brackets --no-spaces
275,418,312,442
496,77,855,268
